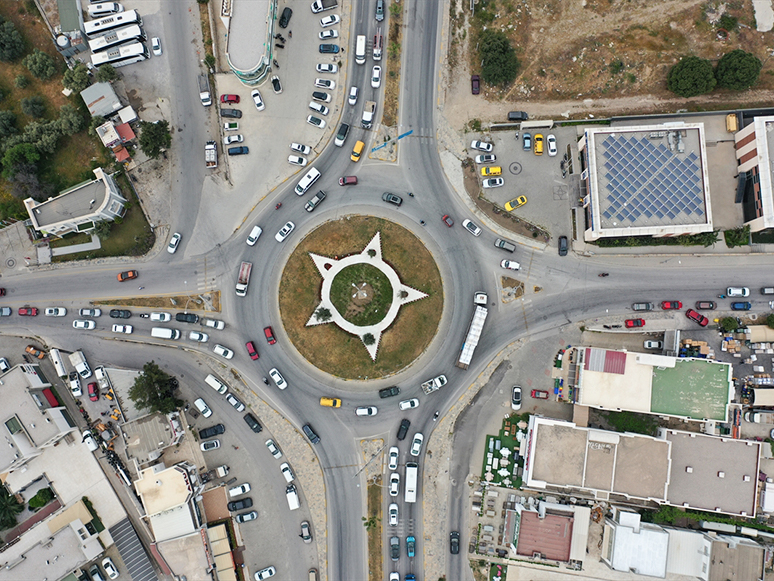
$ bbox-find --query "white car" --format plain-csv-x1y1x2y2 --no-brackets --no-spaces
348,86,358,105
398,398,419,411
309,101,329,116
70,373,82,396
213,344,234,359
269,367,287,390
0,358,9,374
547,134,557,156
291,143,311,155
226,393,245,411
644,340,663,349
271,75,282,94
254,567,276,581
224,134,244,146
101,557,119,579
355,406,378,416
167,232,181,254
501,259,520,271
371,65,382,88
389,573,399,581
319,29,338,39
511,386,522,410
246,225,262,246
483,177,504,188
251,89,265,111
317,63,338,73
150,312,171,322
203,318,225,330
79,308,101,317
288,155,308,166
470,140,493,152
389,472,400,496
410,433,424,456
266,438,282,459
200,439,220,451
475,154,496,164
82,430,98,452
275,221,295,242
314,78,335,90
280,462,295,482
151,37,162,56
45,307,66,317
462,219,482,237
388,446,399,470
228,483,251,497
727,287,750,297
73,320,95,330
112,324,133,334
188,331,209,342
320,14,340,27
388,503,398,526
307,115,326,129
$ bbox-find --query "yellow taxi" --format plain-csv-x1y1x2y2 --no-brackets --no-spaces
504,195,528,211
533,134,544,155
351,140,365,162
320,397,342,408
480,166,502,177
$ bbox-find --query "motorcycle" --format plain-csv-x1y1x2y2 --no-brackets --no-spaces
598,273,609,277
717,294,726,299
275,202,282,210
432,411,440,421
262,377,269,385
139,313,149,318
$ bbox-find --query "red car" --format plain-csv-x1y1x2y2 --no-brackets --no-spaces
531,389,549,399
0,288,5,296
339,176,358,186
245,341,259,360
220,94,240,104
264,326,276,345
625,318,645,328
19,307,38,316
660,301,682,310
88,382,99,402
442,215,454,227
117,270,138,282
471,74,480,95
686,309,709,327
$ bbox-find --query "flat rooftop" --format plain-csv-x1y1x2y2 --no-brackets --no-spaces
135,465,192,516
227,0,271,73
32,179,106,228
650,358,731,421
516,510,573,562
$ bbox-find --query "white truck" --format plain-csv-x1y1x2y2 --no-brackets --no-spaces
745,411,774,424
456,292,489,370
286,483,300,510
373,29,382,61
235,261,252,297
95,366,112,391
198,74,212,106
311,0,337,13
362,101,377,129
421,374,447,395
68,350,92,379
205,141,218,169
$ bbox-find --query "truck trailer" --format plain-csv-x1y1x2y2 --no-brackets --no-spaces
235,261,252,297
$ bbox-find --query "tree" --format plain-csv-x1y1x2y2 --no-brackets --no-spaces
667,56,716,97
10,163,53,201
28,487,54,509
767,314,774,330
314,307,332,322
88,115,106,136
23,48,56,80
478,30,520,87
0,485,24,529
57,104,85,134
363,333,375,346
719,317,738,332
62,62,90,93
14,74,28,89
95,64,117,83
0,18,24,62
128,361,182,414
20,95,45,118
21,120,61,154
716,49,762,91
138,120,171,159
0,110,17,138
2,143,40,180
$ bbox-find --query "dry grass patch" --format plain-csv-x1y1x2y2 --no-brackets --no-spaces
97,291,220,312
278,216,443,379
366,480,383,581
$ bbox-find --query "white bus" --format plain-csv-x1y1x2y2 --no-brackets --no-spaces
404,462,418,503
84,9,142,37
355,35,366,65
88,24,145,53
91,42,149,68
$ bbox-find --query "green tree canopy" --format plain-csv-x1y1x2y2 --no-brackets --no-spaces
2,143,40,179
62,62,90,93
667,56,716,97
57,104,86,134
0,485,24,529
478,30,520,87
21,95,45,118
128,361,182,414
0,110,17,138
138,120,171,159
716,49,762,91
95,64,117,83
22,48,57,80
0,18,24,62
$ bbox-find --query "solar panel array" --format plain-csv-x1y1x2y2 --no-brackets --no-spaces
599,134,705,226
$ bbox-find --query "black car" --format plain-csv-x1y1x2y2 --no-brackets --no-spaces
382,192,403,206
227,497,253,512
109,309,131,319
312,91,330,102
303,423,320,444
507,111,529,121
176,312,199,324
379,386,401,399
228,146,249,156
243,413,262,433
221,108,242,118
397,418,410,441
450,531,460,554
198,424,225,439
278,6,292,28
271,76,282,94
558,235,568,256
319,44,340,54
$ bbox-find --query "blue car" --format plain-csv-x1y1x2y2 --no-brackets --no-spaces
228,146,249,156
406,535,415,558
319,44,339,54
731,302,752,311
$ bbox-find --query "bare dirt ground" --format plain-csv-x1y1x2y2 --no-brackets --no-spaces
442,0,774,129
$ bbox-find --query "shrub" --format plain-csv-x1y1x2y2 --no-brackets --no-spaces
14,74,28,89
667,56,716,97
724,225,750,248
28,487,54,509
0,110,18,138
20,96,44,118
718,14,738,31
767,314,774,330
363,333,375,346
478,30,520,87
716,49,762,91
22,48,56,80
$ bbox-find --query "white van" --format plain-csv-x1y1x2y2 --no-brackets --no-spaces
286,483,300,510
205,373,228,394
151,327,181,340
194,397,212,418
49,348,68,379
295,167,321,195
88,2,124,17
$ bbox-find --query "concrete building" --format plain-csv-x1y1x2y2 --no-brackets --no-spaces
733,114,774,232
221,0,278,85
25,167,127,237
134,463,200,542
579,123,713,241
508,501,590,566
80,82,123,118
